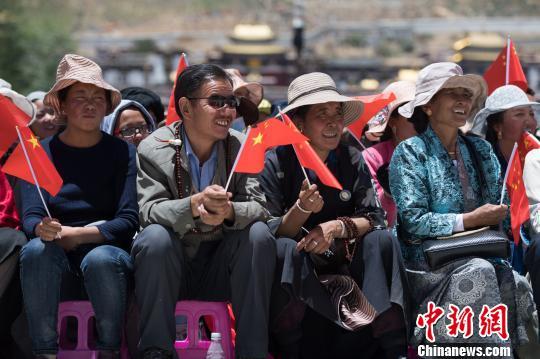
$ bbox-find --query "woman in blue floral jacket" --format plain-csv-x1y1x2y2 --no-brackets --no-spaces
389,62,537,352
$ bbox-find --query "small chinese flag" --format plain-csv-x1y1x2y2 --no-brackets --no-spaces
233,118,308,174
282,114,343,190
165,53,189,125
484,39,528,95
0,95,31,157
505,148,530,245
517,131,540,165
2,126,63,196
347,92,396,140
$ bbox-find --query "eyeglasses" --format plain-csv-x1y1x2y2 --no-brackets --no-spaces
115,125,151,138
188,95,240,109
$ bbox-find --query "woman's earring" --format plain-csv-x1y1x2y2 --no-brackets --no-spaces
497,131,503,140
426,109,432,117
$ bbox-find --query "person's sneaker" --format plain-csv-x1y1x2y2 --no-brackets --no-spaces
142,347,173,359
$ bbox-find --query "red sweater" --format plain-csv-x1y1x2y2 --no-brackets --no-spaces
0,169,19,229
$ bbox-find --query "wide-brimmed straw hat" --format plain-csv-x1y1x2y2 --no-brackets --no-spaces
225,68,264,107
44,54,121,116
281,72,364,126
398,62,486,119
470,84,540,138
366,81,416,134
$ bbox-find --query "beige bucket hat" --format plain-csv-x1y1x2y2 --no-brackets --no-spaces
44,54,121,116
366,81,416,134
281,72,364,126
398,62,486,119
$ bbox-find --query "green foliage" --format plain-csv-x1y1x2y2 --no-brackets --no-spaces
0,0,76,94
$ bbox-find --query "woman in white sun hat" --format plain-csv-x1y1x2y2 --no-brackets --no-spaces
470,84,540,175
389,62,537,350
262,72,410,359
362,80,416,227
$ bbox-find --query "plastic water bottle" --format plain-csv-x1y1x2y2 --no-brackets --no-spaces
205,332,225,359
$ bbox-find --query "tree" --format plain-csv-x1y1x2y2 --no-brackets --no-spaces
0,0,76,94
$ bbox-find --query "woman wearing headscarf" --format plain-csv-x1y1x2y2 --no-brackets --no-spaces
361,81,416,227
261,73,410,359
390,62,537,351
18,54,138,359
101,99,157,147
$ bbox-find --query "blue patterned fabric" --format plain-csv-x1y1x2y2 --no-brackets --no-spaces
389,126,504,267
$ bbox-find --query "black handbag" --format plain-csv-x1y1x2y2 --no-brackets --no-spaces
422,135,510,269
423,227,510,269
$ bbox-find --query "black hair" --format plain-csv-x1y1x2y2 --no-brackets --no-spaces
288,104,311,121
485,111,504,146
526,87,536,97
408,107,429,134
121,86,165,123
173,64,232,118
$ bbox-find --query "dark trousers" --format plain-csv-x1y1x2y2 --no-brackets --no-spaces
132,222,276,358
270,230,408,359
525,235,540,313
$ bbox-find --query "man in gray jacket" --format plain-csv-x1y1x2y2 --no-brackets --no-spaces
133,64,275,359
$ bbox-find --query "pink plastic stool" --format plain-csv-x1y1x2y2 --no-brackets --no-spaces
57,301,129,359
174,301,235,359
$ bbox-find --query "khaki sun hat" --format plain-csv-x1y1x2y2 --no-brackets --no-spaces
44,54,121,116
398,62,486,120
366,81,416,134
281,72,364,126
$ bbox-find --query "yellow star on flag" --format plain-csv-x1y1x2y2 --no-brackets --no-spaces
27,134,40,149
252,132,263,146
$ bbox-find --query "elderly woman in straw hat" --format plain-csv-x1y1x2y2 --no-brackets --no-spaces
18,54,138,359
260,73,410,359
389,62,537,349
362,81,416,227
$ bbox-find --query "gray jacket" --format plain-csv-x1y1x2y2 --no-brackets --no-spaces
136,122,269,257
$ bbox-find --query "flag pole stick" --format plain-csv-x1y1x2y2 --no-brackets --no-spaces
500,142,518,205
224,126,251,192
15,126,52,218
276,107,311,186
505,35,511,85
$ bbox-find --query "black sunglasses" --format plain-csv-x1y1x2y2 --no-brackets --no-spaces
188,95,240,109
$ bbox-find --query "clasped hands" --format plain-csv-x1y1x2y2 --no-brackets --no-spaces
190,185,235,226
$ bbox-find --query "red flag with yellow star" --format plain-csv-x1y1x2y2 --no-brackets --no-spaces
165,53,189,125
484,39,528,95
2,126,62,196
505,147,530,245
0,95,31,157
282,113,343,190
233,118,308,174
517,132,540,165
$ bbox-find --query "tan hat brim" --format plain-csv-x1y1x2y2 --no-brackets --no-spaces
281,90,364,126
399,74,486,119
44,78,121,116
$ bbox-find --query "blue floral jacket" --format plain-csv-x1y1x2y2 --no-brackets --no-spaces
389,126,504,265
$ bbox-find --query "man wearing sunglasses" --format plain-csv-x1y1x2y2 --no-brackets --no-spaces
132,64,274,359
